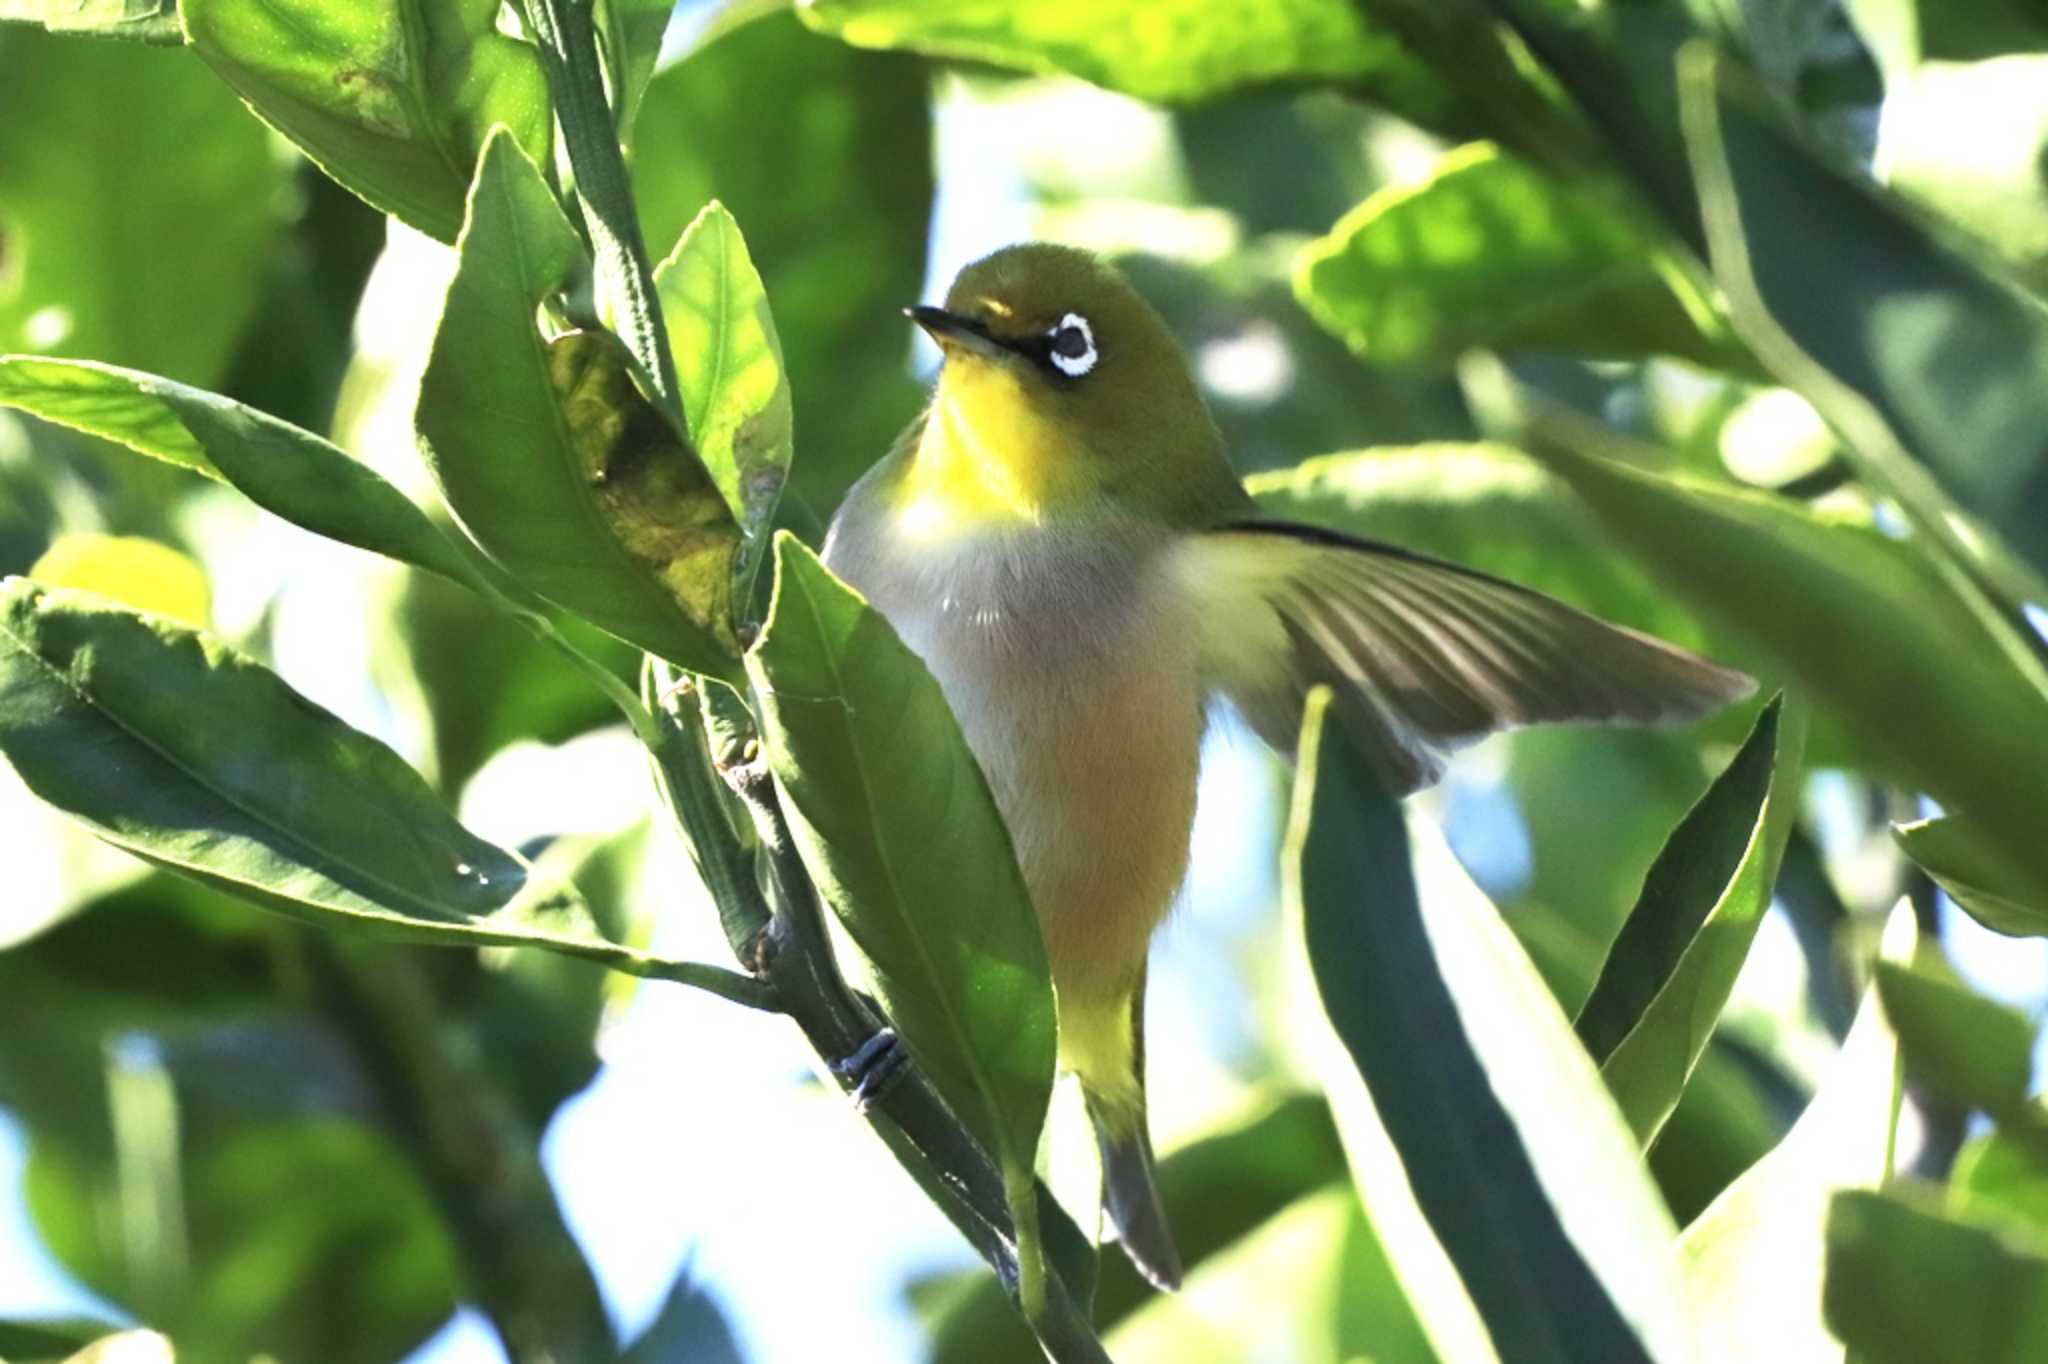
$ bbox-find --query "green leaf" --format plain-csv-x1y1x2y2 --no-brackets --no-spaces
631,10,932,526
1287,688,1690,1363
798,0,1464,121
0,0,178,41
417,132,743,679
1102,1185,1432,1364
745,534,1056,1190
1874,956,2037,1117
927,1094,1353,1362
0,356,484,588
1679,47,2048,591
1678,901,1914,1364
0,31,281,387
1952,1128,2048,1244
1477,367,2048,896
0,579,766,993
182,0,551,243
1576,695,1806,1145
1295,142,1738,369
1824,1186,2048,1364
654,201,793,598
1895,815,2048,937
28,1116,459,1363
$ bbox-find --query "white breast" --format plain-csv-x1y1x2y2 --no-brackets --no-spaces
822,500,1206,1002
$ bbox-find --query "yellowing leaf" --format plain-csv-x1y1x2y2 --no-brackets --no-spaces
30,533,209,630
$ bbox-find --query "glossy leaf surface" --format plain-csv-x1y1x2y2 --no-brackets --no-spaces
183,0,551,243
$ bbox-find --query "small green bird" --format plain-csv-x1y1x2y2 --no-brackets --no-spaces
822,244,1753,1289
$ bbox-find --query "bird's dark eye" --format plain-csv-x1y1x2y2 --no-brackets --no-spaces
1045,312,1098,378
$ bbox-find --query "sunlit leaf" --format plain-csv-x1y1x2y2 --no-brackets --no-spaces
1894,814,2048,937
798,0,1466,124
417,132,743,679
29,532,208,629
1876,57,2048,292
0,31,281,387
746,535,1056,1195
0,580,762,991
1678,901,1913,1364
631,10,931,527
0,0,177,40
928,1094,1353,1362
0,356,482,588
183,0,551,243
1297,142,1738,368
1824,1185,2048,1364
1103,1185,1432,1364
1288,688,1692,1363
1577,695,1805,1145
654,201,793,597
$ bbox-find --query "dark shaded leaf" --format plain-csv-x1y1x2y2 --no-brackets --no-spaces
1577,695,1805,1145
1288,688,1687,1362
417,132,743,680
746,534,1056,1191
1680,47,2048,591
183,0,551,243
623,1271,746,1364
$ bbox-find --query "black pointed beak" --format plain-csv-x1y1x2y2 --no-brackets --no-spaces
904,305,1007,359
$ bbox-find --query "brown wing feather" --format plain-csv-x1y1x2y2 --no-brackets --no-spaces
1193,521,1755,794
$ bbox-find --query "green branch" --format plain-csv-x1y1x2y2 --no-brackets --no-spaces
523,0,682,419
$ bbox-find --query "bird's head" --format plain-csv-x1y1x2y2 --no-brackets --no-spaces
902,244,1227,527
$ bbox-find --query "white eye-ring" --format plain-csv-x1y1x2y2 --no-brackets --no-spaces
1047,312,1098,378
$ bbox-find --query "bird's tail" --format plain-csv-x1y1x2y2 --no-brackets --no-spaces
1067,971,1183,1291
1090,1100,1181,1291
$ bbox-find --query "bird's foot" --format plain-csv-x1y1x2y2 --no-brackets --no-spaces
831,1028,907,1113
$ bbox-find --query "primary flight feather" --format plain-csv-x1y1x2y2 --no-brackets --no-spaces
822,243,1752,1290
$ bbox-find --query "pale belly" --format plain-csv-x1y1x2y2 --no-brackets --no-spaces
823,517,1205,1006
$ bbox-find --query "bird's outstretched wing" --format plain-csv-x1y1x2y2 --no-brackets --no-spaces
1174,521,1756,793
